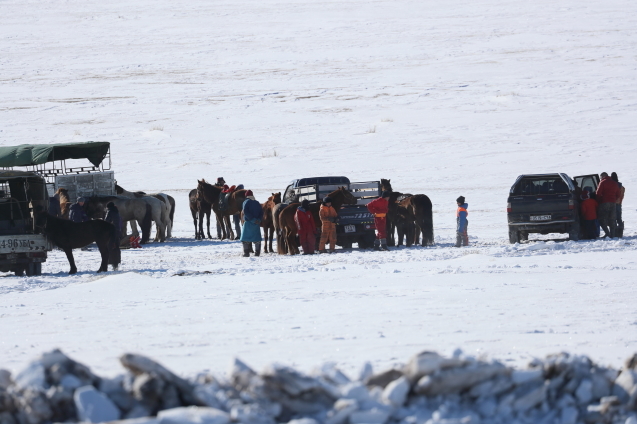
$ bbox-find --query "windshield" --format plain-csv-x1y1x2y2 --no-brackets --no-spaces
513,176,570,196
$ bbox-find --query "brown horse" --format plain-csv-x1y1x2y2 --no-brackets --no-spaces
196,179,247,240
400,194,434,246
277,187,357,255
260,192,281,253
55,188,71,219
189,188,213,240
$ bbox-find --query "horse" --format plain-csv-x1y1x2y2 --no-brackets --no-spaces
114,185,168,242
85,196,153,244
115,184,175,239
189,188,213,240
381,178,413,247
196,179,247,240
55,188,71,219
273,203,288,254
260,192,281,253
400,194,434,246
35,208,119,274
277,187,358,255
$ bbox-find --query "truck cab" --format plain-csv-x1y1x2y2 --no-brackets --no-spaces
283,176,381,249
0,171,52,276
507,173,599,243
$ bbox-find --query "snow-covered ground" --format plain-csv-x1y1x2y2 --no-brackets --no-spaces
1,0,636,379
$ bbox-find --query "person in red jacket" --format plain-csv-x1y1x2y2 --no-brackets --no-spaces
580,191,598,240
596,172,621,238
295,200,317,255
367,191,391,251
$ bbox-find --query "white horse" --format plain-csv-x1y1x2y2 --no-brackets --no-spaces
115,185,169,242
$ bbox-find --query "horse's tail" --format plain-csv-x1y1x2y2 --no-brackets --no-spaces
414,194,434,245
168,195,176,226
140,203,152,244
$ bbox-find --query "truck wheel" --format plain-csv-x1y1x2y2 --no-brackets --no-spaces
13,267,25,277
569,220,580,241
26,263,42,276
341,238,353,249
508,226,520,244
520,231,529,241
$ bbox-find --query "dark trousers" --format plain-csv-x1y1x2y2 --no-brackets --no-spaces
583,219,597,240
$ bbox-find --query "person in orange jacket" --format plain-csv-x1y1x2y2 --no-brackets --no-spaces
580,190,598,240
318,197,338,253
367,191,391,251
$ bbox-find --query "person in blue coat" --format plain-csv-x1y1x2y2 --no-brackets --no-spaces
240,190,263,257
455,196,469,247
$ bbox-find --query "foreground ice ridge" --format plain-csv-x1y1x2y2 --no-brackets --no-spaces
0,350,636,424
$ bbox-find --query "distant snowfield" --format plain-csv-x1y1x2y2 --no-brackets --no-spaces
1,0,636,378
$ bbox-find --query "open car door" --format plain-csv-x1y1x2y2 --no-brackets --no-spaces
574,174,600,194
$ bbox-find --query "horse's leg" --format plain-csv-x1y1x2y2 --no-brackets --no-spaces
224,215,234,240
206,212,212,239
96,240,109,273
268,226,274,253
192,210,199,239
130,220,140,238
64,248,77,275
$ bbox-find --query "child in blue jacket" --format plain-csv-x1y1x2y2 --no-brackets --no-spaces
455,196,468,247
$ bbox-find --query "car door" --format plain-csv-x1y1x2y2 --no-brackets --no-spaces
574,174,600,194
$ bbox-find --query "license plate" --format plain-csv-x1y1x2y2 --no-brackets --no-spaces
530,215,551,221
344,225,356,233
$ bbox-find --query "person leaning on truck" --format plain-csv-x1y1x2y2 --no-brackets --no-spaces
455,196,469,247
596,172,621,238
318,196,338,254
580,191,598,240
367,191,391,251
295,199,317,255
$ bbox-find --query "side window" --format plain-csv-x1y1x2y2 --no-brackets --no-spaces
577,176,597,194
283,185,296,203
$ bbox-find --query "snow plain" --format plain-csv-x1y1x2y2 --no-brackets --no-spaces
1,0,636,379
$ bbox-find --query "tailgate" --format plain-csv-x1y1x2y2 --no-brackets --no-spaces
509,194,571,213
0,234,52,254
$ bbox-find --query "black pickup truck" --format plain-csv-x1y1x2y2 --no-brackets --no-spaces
283,176,380,248
507,173,599,243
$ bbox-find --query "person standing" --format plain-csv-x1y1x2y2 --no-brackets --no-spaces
596,172,621,238
318,197,338,254
233,184,244,240
104,202,122,270
455,196,469,247
611,172,625,237
69,197,89,223
295,200,317,255
240,190,263,257
215,177,226,238
580,191,598,240
367,191,391,251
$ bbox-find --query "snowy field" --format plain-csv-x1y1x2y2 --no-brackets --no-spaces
1,0,636,379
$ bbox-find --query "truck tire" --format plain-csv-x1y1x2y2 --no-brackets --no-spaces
569,220,580,241
508,226,521,244
341,238,353,249
13,267,25,277
25,263,42,276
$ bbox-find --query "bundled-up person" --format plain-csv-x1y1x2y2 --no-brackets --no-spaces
367,191,391,251
240,190,263,257
596,172,621,238
455,196,469,247
295,200,317,255
69,197,89,223
233,184,244,240
104,202,122,270
580,191,598,240
318,196,338,254
611,172,625,236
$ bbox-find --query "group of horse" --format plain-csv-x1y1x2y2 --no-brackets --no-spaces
189,178,434,255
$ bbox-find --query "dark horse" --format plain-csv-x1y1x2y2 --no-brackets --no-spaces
381,179,434,247
277,187,357,255
189,188,213,240
197,179,247,240
36,209,119,274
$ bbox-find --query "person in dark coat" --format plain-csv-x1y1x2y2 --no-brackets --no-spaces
240,190,263,257
611,172,625,237
104,202,122,269
295,199,317,254
69,198,89,223
48,196,61,218
455,196,469,247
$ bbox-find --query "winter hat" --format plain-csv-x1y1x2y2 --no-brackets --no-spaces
77,197,86,203
216,177,226,184
106,201,115,209
301,200,310,209
323,196,332,204
456,196,465,204
245,190,254,197
237,184,244,190
381,191,391,198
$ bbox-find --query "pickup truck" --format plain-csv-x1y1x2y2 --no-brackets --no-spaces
283,176,380,248
0,171,52,276
507,173,599,243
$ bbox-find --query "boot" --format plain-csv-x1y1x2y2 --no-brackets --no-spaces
380,238,389,251
318,250,327,254
254,242,261,257
242,242,251,257
373,239,381,251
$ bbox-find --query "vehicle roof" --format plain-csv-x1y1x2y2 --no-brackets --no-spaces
0,170,45,181
516,173,568,178
292,176,350,186
0,142,110,168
